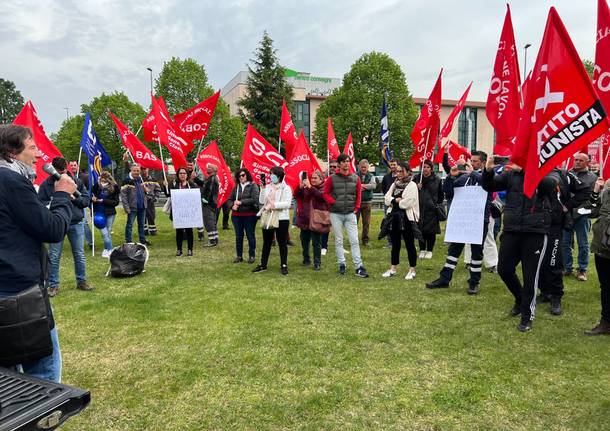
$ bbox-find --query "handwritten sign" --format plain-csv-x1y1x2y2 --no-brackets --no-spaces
444,186,487,245
170,188,203,229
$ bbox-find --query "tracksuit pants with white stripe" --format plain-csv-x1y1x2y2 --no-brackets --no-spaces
438,222,489,287
497,231,548,321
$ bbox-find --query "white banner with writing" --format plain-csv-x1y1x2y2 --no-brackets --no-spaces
170,188,203,229
444,186,487,245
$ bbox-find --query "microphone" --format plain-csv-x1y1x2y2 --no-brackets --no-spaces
42,163,81,198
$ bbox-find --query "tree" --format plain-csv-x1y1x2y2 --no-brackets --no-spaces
0,78,25,124
313,52,418,164
155,57,245,169
583,59,595,79
238,31,294,149
53,115,85,164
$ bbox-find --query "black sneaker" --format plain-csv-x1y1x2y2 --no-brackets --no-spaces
252,265,267,273
355,266,369,278
198,233,204,241
550,297,563,316
467,284,479,295
425,279,450,289
518,319,533,332
233,257,244,263
247,256,255,264
339,263,346,275
313,264,321,271
187,250,193,257
510,305,521,317
536,294,550,304
176,250,183,257
281,265,288,276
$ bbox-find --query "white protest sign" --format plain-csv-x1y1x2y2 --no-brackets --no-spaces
444,186,487,245
170,188,203,229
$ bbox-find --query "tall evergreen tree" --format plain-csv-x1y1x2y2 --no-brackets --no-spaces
238,31,293,149
0,78,25,124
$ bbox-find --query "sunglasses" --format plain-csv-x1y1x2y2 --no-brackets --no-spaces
239,173,247,177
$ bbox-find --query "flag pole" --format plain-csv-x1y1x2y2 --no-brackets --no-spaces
158,142,169,195
419,128,432,184
77,147,83,168
603,144,610,177
90,204,95,257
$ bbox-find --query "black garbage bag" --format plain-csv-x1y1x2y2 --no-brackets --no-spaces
107,243,149,278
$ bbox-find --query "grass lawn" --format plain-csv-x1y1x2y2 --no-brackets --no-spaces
52,210,609,430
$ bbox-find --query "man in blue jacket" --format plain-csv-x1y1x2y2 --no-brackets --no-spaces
0,124,76,381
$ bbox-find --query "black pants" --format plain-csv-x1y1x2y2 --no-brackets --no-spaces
144,201,157,234
439,222,489,287
539,224,564,299
418,233,437,252
300,229,322,266
390,223,417,267
176,228,193,252
497,232,548,321
595,254,610,322
261,220,289,268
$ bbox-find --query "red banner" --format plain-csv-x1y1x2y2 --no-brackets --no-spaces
284,130,322,190
434,82,472,163
110,112,166,171
409,69,442,169
151,95,191,169
595,0,610,178
342,132,356,173
173,91,220,141
327,118,340,161
142,96,169,143
241,124,288,184
445,140,472,166
12,101,63,185
280,100,299,157
514,7,610,197
196,141,234,208
487,4,522,157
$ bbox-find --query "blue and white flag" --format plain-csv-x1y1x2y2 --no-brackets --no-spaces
79,112,112,190
379,93,392,166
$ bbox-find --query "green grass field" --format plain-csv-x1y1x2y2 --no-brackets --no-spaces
52,211,609,430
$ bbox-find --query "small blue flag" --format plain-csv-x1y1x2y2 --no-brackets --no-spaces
79,112,112,191
380,94,392,166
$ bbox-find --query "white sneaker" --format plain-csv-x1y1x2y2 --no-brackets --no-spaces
425,251,433,259
419,250,426,259
405,269,416,280
382,269,397,278
321,248,327,256
101,249,111,258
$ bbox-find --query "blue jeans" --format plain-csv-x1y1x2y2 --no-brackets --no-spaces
48,220,87,287
19,327,62,382
99,214,116,250
330,212,362,268
563,216,591,273
232,215,257,258
125,208,146,243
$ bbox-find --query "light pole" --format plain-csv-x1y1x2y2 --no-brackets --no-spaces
146,67,153,95
523,43,532,80
63,107,69,121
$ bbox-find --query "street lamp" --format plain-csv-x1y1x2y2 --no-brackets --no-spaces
146,67,153,95
63,107,69,121
523,43,532,80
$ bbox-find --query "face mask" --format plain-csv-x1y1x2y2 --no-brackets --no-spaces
270,174,279,184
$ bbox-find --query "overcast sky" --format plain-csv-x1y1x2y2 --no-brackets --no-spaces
0,0,600,134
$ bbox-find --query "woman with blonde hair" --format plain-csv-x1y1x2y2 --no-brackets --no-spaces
91,171,120,258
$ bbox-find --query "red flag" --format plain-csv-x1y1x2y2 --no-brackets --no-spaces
342,132,356,173
151,95,191,169
514,7,610,197
110,112,166,171
409,69,442,169
595,0,610,178
196,141,235,208
445,140,472,166
327,118,340,161
284,130,322,190
280,100,299,156
241,124,288,184
142,96,170,143
434,82,472,163
173,91,220,141
487,5,522,157
12,101,63,185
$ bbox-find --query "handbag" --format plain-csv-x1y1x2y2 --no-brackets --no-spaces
434,203,447,221
162,197,171,215
309,202,331,234
0,285,53,367
260,210,280,230
410,220,424,241
378,213,392,240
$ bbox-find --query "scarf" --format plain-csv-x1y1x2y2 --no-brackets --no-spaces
392,177,411,198
0,158,37,182
264,183,280,211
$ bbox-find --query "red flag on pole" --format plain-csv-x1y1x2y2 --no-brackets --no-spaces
196,141,235,208
595,0,610,178
142,96,170,143
434,82,472,163
12,101,63,185
173,91,220,141
513,7,610,197
487,4,522,157
151,95,191,169
409,69,442,169
445,140,472,166
110,112,166,171
241,124,288,184
284,130,322,190
280,100,299,156
342,132,356,173
327,118,340,161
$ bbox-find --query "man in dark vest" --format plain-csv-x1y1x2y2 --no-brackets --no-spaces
357,159,376,246
324,153,369,277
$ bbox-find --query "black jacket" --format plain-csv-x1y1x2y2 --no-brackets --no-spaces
227,182,260,214
91,183,120,217
0,168,72,294
567,169,597,210
38,173,89,224
381,172,396,195
482,168,555,234
414,172,444,235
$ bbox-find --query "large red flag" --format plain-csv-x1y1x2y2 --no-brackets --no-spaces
595,0,610,178
514,7,610,197
434,82,472,163
342,132,356,173
241,124,288,184
142,96,169,143
327,118,340,161
487,4,522,157
173,91,220,141
285,130,322,190
196,141,234,208
445,140,472,166
151,95,191,169
110,112,165,171
12,101,63,185
409,69,442,169
280,100,299,156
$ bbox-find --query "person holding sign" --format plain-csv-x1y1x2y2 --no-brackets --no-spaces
164,168,196,257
